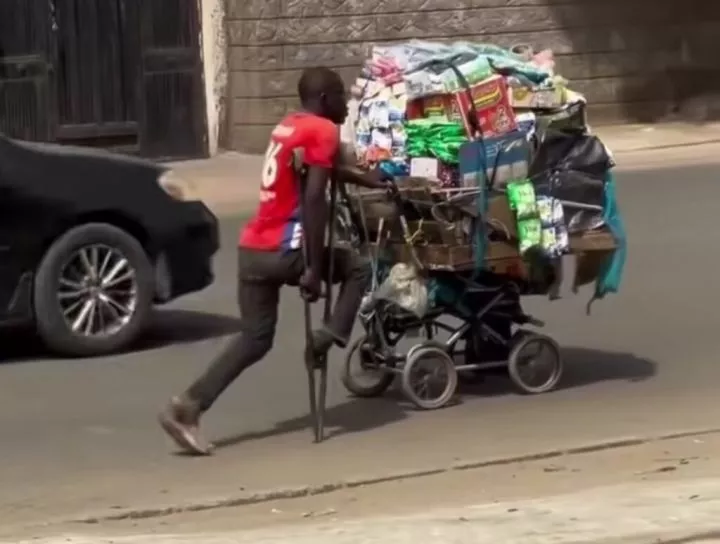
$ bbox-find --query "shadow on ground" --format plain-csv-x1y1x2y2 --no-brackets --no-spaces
457,346,656,397
0,308,241,364
211,347,654,451
211,396,408,452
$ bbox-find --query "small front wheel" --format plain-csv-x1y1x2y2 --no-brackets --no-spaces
507,331,563,394
401,343,458,410
341,336,394,398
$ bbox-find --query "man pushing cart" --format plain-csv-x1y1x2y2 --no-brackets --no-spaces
158,67,392,454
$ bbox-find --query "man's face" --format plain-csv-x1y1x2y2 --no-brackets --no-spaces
323,82,349,125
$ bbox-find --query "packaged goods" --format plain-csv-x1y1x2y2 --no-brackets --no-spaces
406,75,517,138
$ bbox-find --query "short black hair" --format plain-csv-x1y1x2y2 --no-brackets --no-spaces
297,67,344,106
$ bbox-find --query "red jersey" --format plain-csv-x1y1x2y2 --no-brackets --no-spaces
239,112,339,251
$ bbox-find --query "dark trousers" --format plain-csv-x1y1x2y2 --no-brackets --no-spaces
186,247,371,412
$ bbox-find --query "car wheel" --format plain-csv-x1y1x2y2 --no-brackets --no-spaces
33,222,154,357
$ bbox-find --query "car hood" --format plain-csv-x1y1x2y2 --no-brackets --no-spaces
0,134,165,182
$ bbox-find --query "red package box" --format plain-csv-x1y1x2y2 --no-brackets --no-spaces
406,75,518,138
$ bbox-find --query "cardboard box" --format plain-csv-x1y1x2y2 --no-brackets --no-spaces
406,75,518,138
510,85,566,110
459,130,531,189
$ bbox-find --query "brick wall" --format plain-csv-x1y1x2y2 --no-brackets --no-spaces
227,0,720,153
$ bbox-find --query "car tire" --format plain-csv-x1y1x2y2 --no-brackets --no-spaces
33,222,154,357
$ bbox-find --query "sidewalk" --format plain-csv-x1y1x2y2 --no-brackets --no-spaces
9,433,720,543
170,122,720,217
14,478,720,543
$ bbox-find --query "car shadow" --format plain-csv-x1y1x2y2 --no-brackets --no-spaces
0,309,241,364
209,347,654,452
457,346,657,397
133,308,242,352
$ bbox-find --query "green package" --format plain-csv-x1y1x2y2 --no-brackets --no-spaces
517,218,542,254
506,179,538,220
404,119,467,164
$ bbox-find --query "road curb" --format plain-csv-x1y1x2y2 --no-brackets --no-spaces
611,137,720,154
67,426,720,526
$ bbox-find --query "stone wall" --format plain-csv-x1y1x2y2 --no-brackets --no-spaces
227,0,720,153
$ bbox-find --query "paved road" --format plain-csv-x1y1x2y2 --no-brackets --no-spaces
2,163,720,533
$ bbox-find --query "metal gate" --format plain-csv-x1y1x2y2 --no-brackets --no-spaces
137,0,207,159
0,0,207,159
0,0,52,141
52,0,140,143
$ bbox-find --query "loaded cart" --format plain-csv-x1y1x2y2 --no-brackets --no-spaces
335,40,627,410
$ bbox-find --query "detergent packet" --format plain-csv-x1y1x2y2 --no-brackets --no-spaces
506,179,538,220
517,218,542,254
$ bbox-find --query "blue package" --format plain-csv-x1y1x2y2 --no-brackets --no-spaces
379,160,407,179
459,130,530,189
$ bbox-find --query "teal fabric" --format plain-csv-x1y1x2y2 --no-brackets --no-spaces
457,140,490,275
587,171,627,313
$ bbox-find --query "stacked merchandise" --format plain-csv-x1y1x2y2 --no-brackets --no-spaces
344,40,588,188
343,40,626,305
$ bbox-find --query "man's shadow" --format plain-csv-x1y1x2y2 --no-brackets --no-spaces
212,396,409,450
212,346,656,450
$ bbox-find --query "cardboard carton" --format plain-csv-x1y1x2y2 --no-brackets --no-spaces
406,75,518,138
510,85,566,110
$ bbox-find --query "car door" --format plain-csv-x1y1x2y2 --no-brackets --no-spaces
0,178,39,322
0,138,62,323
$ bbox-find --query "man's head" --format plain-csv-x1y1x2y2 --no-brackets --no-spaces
298,67,348,125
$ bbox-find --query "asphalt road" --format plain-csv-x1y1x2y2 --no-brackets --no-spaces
3,162,720,534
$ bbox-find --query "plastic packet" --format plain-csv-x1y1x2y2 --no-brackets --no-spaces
506,179,538,220
536,195,554,226
368,99,390,128
517,218,542,254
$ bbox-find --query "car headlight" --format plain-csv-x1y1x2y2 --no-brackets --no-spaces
158,170,197,201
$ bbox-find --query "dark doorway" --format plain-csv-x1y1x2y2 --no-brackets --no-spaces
52,0,140,146
0,0,207,160
137,0,208,159
0,0,52,141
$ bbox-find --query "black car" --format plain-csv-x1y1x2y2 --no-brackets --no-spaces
0,134,219,357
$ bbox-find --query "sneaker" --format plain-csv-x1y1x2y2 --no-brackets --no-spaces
158,396,213,456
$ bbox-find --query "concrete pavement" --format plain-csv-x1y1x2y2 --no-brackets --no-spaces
2,162,720,536
170,122,720,216
11,434,720,543
13,480,720,544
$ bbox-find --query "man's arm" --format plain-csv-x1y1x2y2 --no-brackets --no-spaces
335,142,390,190
335,163,389,189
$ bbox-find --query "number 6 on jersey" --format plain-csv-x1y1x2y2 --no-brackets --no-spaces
262,141,283,189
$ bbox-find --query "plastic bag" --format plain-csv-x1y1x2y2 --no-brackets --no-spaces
372,263,429,318
529,129,613,211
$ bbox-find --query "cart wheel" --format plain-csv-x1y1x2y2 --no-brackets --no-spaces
401,343,458,410
507,332,563,394
342,336,394,398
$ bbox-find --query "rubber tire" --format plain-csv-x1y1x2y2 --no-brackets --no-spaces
401,343,458,410
33,222,154,357
507,332,563,395
341,336,395,398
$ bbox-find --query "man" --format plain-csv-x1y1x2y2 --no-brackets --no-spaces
159,67,390,455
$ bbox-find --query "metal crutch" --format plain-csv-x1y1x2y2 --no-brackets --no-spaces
300,171,338,444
